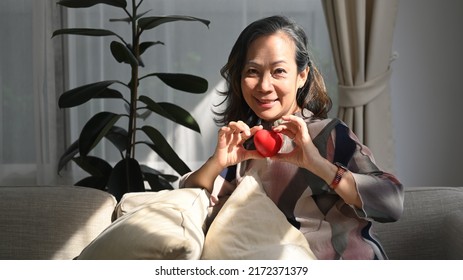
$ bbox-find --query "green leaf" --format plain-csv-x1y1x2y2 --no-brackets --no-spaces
124,103,151,120
139,96,200,133
138,95,168,114
57,0,127,8
72,156,113,178
139,41,164,55
136,110,152,120
138,95,173,122
58,80,118,108
109,17,131,23
107,158,145,201
105,126,128,153
143,173,174,191
79,112,121,156
159,102,201,133
141,126,191,175
58,140,79,173
75,176,108,191
93,87,124,99
140,164,178,182
110,41,138,66
138,15,210,32
141,73,208,93
52,28,119,38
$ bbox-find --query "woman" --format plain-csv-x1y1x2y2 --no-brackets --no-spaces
180,15,403,260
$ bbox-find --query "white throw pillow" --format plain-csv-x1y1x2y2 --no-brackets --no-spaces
77,188,209,260
201,171,316,260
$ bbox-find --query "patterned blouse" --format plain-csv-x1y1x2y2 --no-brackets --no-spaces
182,110,404,260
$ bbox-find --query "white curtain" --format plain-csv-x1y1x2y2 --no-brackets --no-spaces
1,0,335,186
322,0,398,173
0,0,68,185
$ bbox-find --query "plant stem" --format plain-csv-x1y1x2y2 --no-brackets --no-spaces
126,0,139,159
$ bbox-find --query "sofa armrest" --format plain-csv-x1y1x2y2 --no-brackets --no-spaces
443,210,463,259
0,186,117,260
373,186,463,259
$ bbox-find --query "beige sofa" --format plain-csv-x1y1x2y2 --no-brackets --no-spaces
0,185,462,260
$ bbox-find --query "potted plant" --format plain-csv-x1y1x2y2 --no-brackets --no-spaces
53,0,210,201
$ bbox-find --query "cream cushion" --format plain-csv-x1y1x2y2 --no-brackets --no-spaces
77,188,209,260
201,171,316,260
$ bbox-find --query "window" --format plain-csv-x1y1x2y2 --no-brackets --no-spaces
0,0,65,185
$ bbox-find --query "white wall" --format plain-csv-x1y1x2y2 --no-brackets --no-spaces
391,0,463,187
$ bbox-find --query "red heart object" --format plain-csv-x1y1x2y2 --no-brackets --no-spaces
254,129,283,157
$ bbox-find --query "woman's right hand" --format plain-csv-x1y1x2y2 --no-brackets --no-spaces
211,121,263,169
181,121,262,192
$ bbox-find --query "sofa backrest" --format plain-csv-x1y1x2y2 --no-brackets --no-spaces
0,186,117,260
373,186,463,260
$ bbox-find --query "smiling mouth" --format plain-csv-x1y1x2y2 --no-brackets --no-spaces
256,98,277,105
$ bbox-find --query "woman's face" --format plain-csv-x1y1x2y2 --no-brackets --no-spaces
241,32,308,122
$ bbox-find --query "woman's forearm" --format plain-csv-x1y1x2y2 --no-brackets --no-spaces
181,156,224,193
309,157,362,209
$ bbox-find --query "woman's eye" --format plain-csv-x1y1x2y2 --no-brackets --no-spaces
273,68,287,76
246,68,258,76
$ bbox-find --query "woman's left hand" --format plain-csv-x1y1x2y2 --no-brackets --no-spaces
271,115,325,174
273,115,362,208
